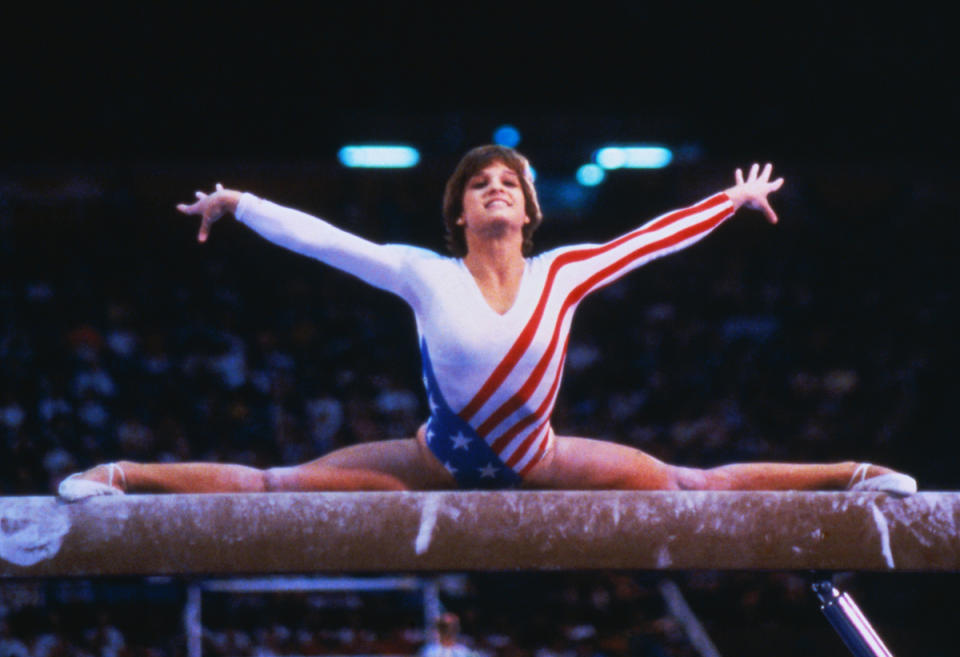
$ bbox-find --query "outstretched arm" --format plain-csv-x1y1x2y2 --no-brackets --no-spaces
724,162,784,224
176,185,424,298
544,163,785,296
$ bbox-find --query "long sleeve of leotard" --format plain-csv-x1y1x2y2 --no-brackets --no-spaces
541,192,735,299
452,192,736,446
234,193,428,300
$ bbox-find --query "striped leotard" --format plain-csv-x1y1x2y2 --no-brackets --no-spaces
236,192,735,488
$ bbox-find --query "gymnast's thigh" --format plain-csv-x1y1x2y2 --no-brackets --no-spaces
522,435,680,490
295,435,456,490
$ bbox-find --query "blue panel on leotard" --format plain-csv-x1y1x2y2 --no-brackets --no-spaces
420,341,522,489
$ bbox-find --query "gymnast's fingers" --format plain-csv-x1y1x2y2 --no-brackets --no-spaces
760,197,778,224
176,197,204,215
198,213,215,243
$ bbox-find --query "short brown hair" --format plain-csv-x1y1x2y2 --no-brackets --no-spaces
442,145,543,257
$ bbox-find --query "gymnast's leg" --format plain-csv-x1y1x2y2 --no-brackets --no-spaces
264,430,455,492
58,427,456,499
523,435,915,492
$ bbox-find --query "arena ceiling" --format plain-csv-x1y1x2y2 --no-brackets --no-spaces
4,4,954,164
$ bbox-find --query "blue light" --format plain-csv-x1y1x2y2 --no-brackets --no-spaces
338,145,420,168
492,125,521,148
576,164,605,187
595,147,627,170
595,146,673,169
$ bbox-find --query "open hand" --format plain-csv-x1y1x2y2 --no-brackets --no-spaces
725,163,784,224
176,183,242,242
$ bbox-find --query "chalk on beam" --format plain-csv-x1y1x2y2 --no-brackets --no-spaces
1,491,959,577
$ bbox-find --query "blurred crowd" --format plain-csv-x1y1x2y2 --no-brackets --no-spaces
2,571,954,657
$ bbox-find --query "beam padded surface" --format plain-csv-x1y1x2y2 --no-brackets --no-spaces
1,491,958,576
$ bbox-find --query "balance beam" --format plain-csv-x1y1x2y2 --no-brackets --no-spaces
1,491,958,577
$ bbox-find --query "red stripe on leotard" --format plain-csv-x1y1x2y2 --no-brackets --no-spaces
478,201,733,439
518,424,553,476
459,193,729,423
492,337,570,453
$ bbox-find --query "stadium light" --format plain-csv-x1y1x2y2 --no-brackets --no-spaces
338,145,420,169
594,146,673,170
493,125,521,148
576,164,605,187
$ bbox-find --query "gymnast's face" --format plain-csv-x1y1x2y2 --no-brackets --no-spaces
459,161,531,241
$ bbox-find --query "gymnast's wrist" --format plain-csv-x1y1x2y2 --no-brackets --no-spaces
723,186,745,210
234,191,260,222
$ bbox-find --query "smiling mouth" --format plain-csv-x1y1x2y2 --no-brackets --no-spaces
485,199,510,208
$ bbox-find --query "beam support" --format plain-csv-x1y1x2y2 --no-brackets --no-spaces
2,491,958,577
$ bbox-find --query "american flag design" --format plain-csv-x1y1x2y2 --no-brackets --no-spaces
237,191,736,488
421,340,522,488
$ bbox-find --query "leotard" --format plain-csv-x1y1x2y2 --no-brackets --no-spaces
236,192,735,488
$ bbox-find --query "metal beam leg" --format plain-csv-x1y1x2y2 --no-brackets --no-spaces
185,582,202,657
812,580,895,657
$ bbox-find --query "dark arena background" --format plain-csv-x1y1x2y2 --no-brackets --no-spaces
2,5,958,657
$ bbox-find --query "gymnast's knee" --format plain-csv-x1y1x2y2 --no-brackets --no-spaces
671,466,723,491
262,467,291,492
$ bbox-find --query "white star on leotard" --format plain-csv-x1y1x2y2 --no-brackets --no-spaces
444,462,458,475
478,463,499,478
422,375,429,388
451,432,472,450
425,426,435,443
428,395,439,414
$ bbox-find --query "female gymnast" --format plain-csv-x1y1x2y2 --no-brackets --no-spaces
59,145,916,499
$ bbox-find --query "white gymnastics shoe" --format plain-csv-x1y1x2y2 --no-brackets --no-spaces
847,463,917,496
58,463,126,501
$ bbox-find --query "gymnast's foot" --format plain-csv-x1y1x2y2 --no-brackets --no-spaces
58,463,127,501
847,463,917,496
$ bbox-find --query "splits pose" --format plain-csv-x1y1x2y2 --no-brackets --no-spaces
59,146,916,499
